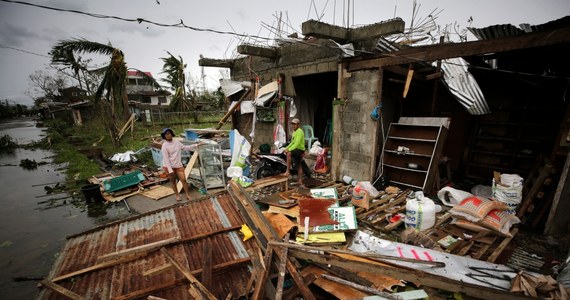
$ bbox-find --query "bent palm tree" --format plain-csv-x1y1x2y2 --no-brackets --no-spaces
50,39,129,147
160,52,191,111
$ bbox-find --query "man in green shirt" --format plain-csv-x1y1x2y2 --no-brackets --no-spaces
283,118,306,186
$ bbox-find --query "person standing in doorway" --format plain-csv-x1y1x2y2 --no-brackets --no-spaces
283,118,306,187
161,128,198,201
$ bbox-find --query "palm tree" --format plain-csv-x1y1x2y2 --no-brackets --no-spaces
160,52,191,111
50,39,129,147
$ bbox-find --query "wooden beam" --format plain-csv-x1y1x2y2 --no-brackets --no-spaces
160,247,217,300
320,274,401,300
229,181,281,245
252,246,275,300
120,259,251,300
97,237,180,263
347,27,570,70
288,249,531,300
275,233,290,300
40,279,85,300
201,239,213,290
284,254,316,300
402,65,414,98
216,88,250,130
177,151,199,193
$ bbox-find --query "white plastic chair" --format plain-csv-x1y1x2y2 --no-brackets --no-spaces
302,125,318,149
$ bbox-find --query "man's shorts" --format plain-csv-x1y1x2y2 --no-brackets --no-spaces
290,149,304,166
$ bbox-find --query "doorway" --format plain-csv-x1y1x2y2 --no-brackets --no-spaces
291,72,337,147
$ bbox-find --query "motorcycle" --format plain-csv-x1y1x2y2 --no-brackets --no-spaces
253,150,312,180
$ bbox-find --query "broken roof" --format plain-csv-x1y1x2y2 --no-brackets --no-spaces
39,193,259,299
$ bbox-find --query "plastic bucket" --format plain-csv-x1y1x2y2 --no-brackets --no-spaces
81,184,105,203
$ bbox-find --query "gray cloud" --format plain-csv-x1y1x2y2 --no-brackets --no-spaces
0,23,40,47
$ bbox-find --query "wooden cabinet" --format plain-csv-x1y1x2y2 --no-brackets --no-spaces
382,121,448,194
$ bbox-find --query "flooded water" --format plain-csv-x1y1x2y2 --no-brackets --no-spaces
0,118,132,299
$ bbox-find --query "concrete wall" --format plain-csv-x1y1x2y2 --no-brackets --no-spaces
333,69,381,182
229,39,383,182
230,40,339,147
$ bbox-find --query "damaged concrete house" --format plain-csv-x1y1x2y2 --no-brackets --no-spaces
201,16,570,235
38,15,570,300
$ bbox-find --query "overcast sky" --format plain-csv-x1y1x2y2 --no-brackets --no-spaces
1,0,568,107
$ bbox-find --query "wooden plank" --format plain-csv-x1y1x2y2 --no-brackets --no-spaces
517,162,553,218
301,265,368,300
545,151,570,234
177,151,199,193
252,246,274,300
140,185,174,200
245,249,263,296
246,175,289,191
275,233,290,300
267,205,300,219
487,228,519,263
347,27,570,69
40,279,85,300
258,193,298,208
201,239,213,290
282,273,317,300
97,237,180,263
125,259,251,300
216,88,250,129
320,274,401,300
456,241,475,257
284,255,316,300
160,247,217,300
143,263,173,277
229,181,281,247
471,236,497,260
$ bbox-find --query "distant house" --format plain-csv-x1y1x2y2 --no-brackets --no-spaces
41,86,92,125
57,86,89,104
126,70,172,106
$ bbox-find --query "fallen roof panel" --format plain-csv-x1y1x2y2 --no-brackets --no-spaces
39,193,257,300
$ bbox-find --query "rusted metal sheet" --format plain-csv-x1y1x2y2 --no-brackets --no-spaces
40,193,256,300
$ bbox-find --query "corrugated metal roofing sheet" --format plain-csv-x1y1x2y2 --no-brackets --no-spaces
40,193,257,300
440,57,490,115
468,16,570,40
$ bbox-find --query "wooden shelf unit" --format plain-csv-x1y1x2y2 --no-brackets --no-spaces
465,103,561,180
382,122,448,194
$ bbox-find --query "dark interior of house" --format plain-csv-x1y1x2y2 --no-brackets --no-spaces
292,72,337,148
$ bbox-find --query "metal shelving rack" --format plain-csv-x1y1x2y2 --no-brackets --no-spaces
198,144,226,191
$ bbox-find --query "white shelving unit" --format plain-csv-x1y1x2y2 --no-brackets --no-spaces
198,144,226,191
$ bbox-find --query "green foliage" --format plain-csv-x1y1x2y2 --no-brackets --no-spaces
52,141,101,181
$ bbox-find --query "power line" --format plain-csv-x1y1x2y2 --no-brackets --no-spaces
3,0,566,81
0,44,50,58
1,0,276,42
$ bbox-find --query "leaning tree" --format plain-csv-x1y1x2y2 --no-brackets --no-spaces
50,39,129,147
160,51,192,112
